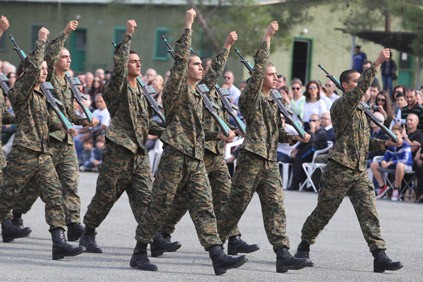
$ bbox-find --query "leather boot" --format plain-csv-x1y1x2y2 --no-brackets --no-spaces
208,245,248,275
150,231,181,257
130,241,158,271
227,235,260,255
275,248,310,273
294,240,314,267
372,249,403,272
79,227,102,253
2,219,32,243
67,223,85,242
50,227,84,260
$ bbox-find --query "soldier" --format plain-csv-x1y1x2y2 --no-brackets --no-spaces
294,49,404,273
155,31,259,257
131,9,247,275
79,20,164,254
216,21,311,274
12,21,98,242
0,15,32,243
0,26,83,260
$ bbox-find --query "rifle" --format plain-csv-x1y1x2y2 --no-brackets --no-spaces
9,36,74,132
197,84,231,137
0,73,10,95
215,85,246,135
162,35,231,137
136,77,166,126
64,72,93,123
234,48,306,138
317,64,398,143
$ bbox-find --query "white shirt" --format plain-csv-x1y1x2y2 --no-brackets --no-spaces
227,85,241,105
303,100,327,122
92,108,111,127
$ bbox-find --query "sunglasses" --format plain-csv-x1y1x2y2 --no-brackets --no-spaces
309,119,318,122
308,86,318,90
292,87,300,90
377,98,386,102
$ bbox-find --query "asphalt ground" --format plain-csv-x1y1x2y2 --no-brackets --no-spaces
1,172,421,281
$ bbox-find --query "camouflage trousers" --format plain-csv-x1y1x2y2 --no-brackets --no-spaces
83,142,152,229
0,146,66,229
161,151,240,238
13,138,81,225
300,160,386,252
217,150,289,249
136,146,222,249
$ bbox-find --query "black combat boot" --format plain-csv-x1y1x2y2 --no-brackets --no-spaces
372,249,403,273
150,231,182,257
130,241,158,271
1,218,32,243
79,226,102,253
294,240,314,267
275,247,310,273
50,228,84,260
67,223,85,242
208,245,248,275
227,235,260,255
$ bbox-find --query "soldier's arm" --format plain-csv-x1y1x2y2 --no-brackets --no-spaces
2,110,15,125
200,31,237,89
9,30,47,107
102,20,134,114
148,119,165,137
45,21,77,82
162,10,194,115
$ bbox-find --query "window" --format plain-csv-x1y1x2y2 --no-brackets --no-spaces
154,28,170,61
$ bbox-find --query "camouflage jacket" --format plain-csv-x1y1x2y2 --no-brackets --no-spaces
103,33,163,155
45,32,88,145
239,41,294,161
0,88,16,168
330,64,386,171
160,28,209,160
8,40,62,154
203,48,232,155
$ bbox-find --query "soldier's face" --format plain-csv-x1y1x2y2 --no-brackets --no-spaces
127,53,141,78
38,61,48,84
263,66,277,91
188,56,203,81
56,48,71,72
343,72,360,92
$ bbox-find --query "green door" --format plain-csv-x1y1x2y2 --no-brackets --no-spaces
69,29,86,73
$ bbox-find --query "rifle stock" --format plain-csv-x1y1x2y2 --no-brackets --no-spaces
317,64,398,143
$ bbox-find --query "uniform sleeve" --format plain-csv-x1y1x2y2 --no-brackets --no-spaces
200,48,229,90
45,32,67,82
2,110,15,124
148,119,165,137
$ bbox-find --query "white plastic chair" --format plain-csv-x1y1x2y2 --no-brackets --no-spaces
277,142,300,190
299,141,334,192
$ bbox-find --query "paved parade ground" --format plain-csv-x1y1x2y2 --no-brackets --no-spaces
1,172,421,281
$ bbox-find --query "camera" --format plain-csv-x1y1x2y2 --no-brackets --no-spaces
371,105,380,111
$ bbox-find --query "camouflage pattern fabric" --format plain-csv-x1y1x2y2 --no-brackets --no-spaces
83,33,161,229
217,41,294,250
300,160,386,251
83,142,152,228
0,40,66,229
300,64,388,252
136,28,222,249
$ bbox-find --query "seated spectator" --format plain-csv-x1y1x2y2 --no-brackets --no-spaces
404,113,423,157
79,137,94,172
288,113,328,191
277,115,298,163
89,135,106,172
368,112,389,161
370,125,413,201
390,92,407,129
289,78,305,126
87,75,105,109
91,94,111,138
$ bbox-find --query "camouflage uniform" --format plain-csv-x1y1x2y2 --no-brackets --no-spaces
217,41,295,250
0,40,67,229
136,28,222,249
83,33,163,229
160,50,240,238
13,32,88,225
300,64,387,252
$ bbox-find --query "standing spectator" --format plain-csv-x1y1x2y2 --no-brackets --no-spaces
371,125,412,201
381,51,397,95
352,45,367,73
95,68,105,83
302,80,327,129
324,80,340,103
289,78,305,126
143,68,157,84
367,84,380,105
222,70,241,105
390,92,407,129
416,90,423,106
276,74,286,90
149,74,164,108
371,90,394,128
363,60,380,88
401,89,423,132
83,72,94,93
6,72,17,88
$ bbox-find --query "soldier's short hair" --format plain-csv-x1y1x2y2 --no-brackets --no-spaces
339,70,359,84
